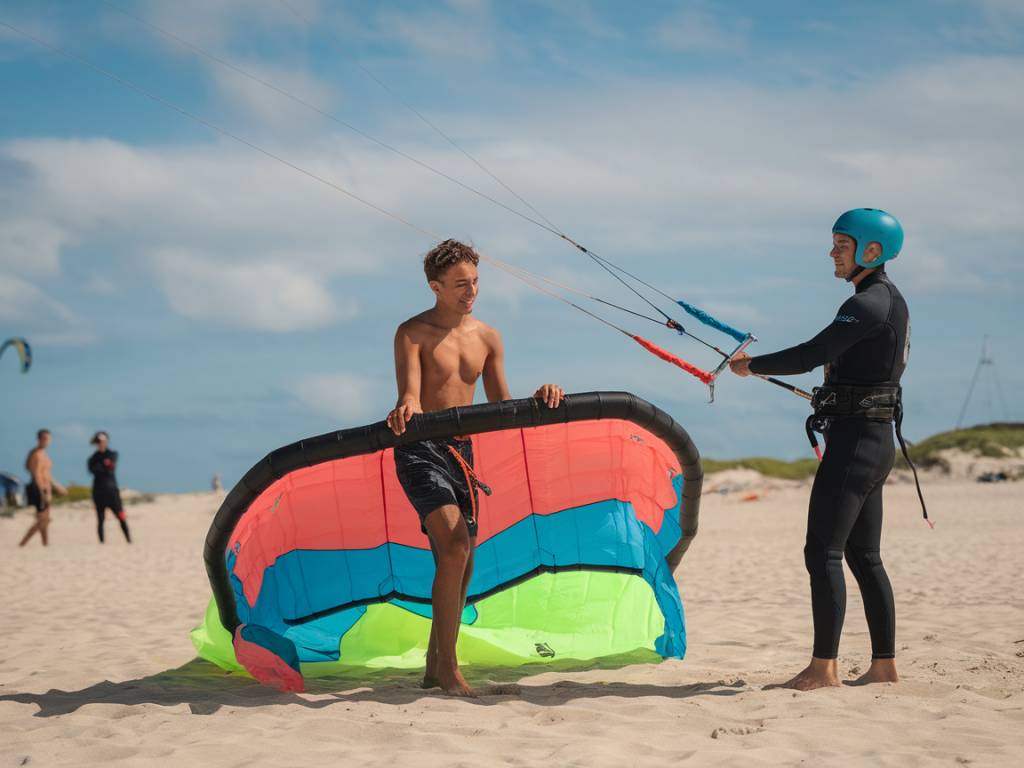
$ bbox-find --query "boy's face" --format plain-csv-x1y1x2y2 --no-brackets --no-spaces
430,261,479,314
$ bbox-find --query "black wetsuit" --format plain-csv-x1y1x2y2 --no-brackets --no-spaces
750,269,910,660
88,449,131,543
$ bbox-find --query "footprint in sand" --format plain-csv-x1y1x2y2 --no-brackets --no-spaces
710,724,765,739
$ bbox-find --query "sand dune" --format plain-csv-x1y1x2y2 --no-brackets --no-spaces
2,479,1021,767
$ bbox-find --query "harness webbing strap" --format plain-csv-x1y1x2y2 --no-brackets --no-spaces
804,385,931,527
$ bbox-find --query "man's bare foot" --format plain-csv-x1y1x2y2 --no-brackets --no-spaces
436,667,477,698
849,658,898,686
782,657,841,691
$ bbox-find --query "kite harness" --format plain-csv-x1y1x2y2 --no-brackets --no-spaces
804,384,930,527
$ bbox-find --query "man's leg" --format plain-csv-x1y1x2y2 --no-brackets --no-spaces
37,508,50,546
18,517,40,547
96,504,106,543
422,504,475,696
846,480,898,684
784,427,873,690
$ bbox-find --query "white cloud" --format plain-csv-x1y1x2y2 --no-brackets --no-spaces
0,217,70,276
292,372,384,424
1,49,1021,356
653,7,751,54
152,249,349,332
207,57,342,134
0,275,94,346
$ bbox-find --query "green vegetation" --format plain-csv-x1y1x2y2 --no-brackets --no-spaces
51,485,156,506
702,456,819,480
52,484,92,505
898,422,1024,471
706,423,1024,479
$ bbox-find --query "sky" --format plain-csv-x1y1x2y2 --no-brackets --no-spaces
1,0,1021,492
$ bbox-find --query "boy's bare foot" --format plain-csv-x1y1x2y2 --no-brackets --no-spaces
849,658,898,686
437,667,477,698
782,657,841,691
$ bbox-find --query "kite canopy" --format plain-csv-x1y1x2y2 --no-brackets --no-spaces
193,392,702,691
0,338,31,374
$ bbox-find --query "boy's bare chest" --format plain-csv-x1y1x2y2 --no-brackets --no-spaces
422,334,488,382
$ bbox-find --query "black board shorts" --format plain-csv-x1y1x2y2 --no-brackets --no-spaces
26,482,48,513
394,437,478,537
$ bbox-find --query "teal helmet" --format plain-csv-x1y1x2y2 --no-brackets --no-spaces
832,208,904,268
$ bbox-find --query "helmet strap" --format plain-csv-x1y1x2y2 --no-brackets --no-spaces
846,264,865,283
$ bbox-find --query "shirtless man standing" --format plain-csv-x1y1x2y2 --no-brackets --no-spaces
387,239,563,697
19,429,67,547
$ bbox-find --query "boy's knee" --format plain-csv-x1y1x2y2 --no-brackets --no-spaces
437,532,471,563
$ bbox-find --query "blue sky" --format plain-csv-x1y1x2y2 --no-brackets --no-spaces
2,1,1021,492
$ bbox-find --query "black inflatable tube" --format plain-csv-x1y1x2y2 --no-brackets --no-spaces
204,391,702,634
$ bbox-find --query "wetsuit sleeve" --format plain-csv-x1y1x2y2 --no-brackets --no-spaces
749,292,887,376
87,452,101,477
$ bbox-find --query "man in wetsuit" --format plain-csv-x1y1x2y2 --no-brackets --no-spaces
730,208,912,691
387,239,563,697
88,431,131,544
19,429,67,547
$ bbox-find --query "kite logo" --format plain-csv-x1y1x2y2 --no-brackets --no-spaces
834,314,858,324
630,434,645,444
534,642,556,658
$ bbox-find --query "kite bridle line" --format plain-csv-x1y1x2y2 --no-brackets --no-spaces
1,18,720,390
3,15,808,403
102,0,736,381
277,4,817,404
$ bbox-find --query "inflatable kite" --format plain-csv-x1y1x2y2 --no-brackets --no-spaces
192,392,702,692
0,337,31,374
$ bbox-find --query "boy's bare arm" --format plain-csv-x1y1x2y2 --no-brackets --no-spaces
388,322,423,435
482,327,512,403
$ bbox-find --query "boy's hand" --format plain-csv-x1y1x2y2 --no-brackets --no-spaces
387,402,422,436
533,384,565,408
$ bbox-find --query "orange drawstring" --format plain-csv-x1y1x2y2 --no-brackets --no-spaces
445,441,491,526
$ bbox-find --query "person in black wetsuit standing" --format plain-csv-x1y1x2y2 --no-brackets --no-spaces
88,431,131,543
730,208,915,691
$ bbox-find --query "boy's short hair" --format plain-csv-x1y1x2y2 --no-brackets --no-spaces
423,239,480,282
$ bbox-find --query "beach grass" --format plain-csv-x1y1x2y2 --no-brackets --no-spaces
899,422,1024,471
702,457,819,480
705,422,1024,479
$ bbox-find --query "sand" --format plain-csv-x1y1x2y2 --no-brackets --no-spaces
2,477,1022,767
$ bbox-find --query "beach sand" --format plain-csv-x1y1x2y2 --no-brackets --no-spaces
2,478,1022,767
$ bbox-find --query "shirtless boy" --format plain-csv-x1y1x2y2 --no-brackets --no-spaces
387,239,563,697
19,429,67,547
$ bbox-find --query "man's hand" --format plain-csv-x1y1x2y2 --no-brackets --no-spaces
386,401,422,436
533,384,565,408
729,352,753,377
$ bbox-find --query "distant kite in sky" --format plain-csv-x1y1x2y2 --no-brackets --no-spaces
0,338,32,374
192,393,703,692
